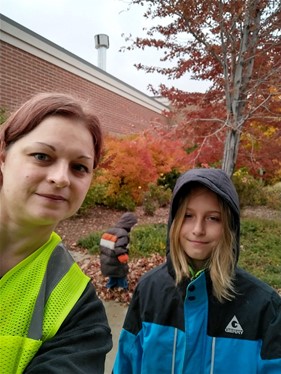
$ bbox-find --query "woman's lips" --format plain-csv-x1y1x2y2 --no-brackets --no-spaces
36,193,67,201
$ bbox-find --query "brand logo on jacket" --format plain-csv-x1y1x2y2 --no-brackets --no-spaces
225,315,244,335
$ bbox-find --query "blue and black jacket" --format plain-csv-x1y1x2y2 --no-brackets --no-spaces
113,168,281,373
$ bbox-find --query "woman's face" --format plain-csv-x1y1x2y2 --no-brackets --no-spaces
0,115,95,228
179,186,223,270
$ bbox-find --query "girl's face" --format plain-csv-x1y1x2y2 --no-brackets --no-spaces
179,186,223,270
0,115,95,229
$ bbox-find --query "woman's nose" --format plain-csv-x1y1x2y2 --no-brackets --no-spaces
47,164,70,188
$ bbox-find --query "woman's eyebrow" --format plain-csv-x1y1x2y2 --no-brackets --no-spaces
36,142,55,151
35,142,93,160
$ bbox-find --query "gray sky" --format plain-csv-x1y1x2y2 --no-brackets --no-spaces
1,0,209,95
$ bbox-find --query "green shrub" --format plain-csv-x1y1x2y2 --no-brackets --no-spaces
0,108,7,125
263,183,281,210
156,187,172,207
78,182,110,214
79,183,136,213
157,168,181,190
143,198,157,216
142,183,172,216
232,168,267,208
105,187,136,211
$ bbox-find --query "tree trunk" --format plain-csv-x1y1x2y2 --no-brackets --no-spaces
221,1,260,177
222,128,241,177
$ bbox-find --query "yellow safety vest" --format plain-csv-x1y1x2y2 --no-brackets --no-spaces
0,232,90,373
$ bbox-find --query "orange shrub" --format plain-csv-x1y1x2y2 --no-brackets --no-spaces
92,133,192,205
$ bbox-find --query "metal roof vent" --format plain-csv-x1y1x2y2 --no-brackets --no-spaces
94,34,110,71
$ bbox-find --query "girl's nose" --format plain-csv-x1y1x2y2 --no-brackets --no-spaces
192,219,205,236
47,164,70,188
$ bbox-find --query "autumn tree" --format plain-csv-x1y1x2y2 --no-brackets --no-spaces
123,0,281,176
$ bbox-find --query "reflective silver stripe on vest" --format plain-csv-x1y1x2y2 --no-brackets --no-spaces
28,244,75,340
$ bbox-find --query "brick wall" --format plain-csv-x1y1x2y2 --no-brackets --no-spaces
0,40,168,135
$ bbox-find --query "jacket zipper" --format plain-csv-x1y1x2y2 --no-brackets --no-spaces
171,328,178,374
210,337,216,374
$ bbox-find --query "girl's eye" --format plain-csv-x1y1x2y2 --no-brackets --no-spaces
72,164,90,174
32,153,50,161
184,213,193,219
207,216,221,222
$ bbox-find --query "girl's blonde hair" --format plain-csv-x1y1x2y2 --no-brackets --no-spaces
170,186,236,302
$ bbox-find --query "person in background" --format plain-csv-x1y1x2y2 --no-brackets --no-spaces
100,212,137,290
113,168,281,373
0,92,112,373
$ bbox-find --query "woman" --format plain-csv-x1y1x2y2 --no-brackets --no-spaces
0,93,112,373
113,168,281,373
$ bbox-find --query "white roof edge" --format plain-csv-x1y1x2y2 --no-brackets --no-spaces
0,14,169,113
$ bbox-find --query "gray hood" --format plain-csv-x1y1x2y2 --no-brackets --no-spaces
167,168,240,261
115,212,138,231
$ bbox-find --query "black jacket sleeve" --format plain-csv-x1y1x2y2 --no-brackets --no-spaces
24,282,113,373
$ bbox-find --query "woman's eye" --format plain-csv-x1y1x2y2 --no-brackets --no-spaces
184,213,193,219
72,164,90,173
32,153,50,161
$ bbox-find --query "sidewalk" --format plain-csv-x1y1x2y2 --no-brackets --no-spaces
103,301,128,374
69,250,128,372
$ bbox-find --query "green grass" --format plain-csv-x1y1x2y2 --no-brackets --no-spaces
77,231,102,254
130,224,167,257
78,217,281,289
239,218,281,289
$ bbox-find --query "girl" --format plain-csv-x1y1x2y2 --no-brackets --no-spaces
113,168,281,373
